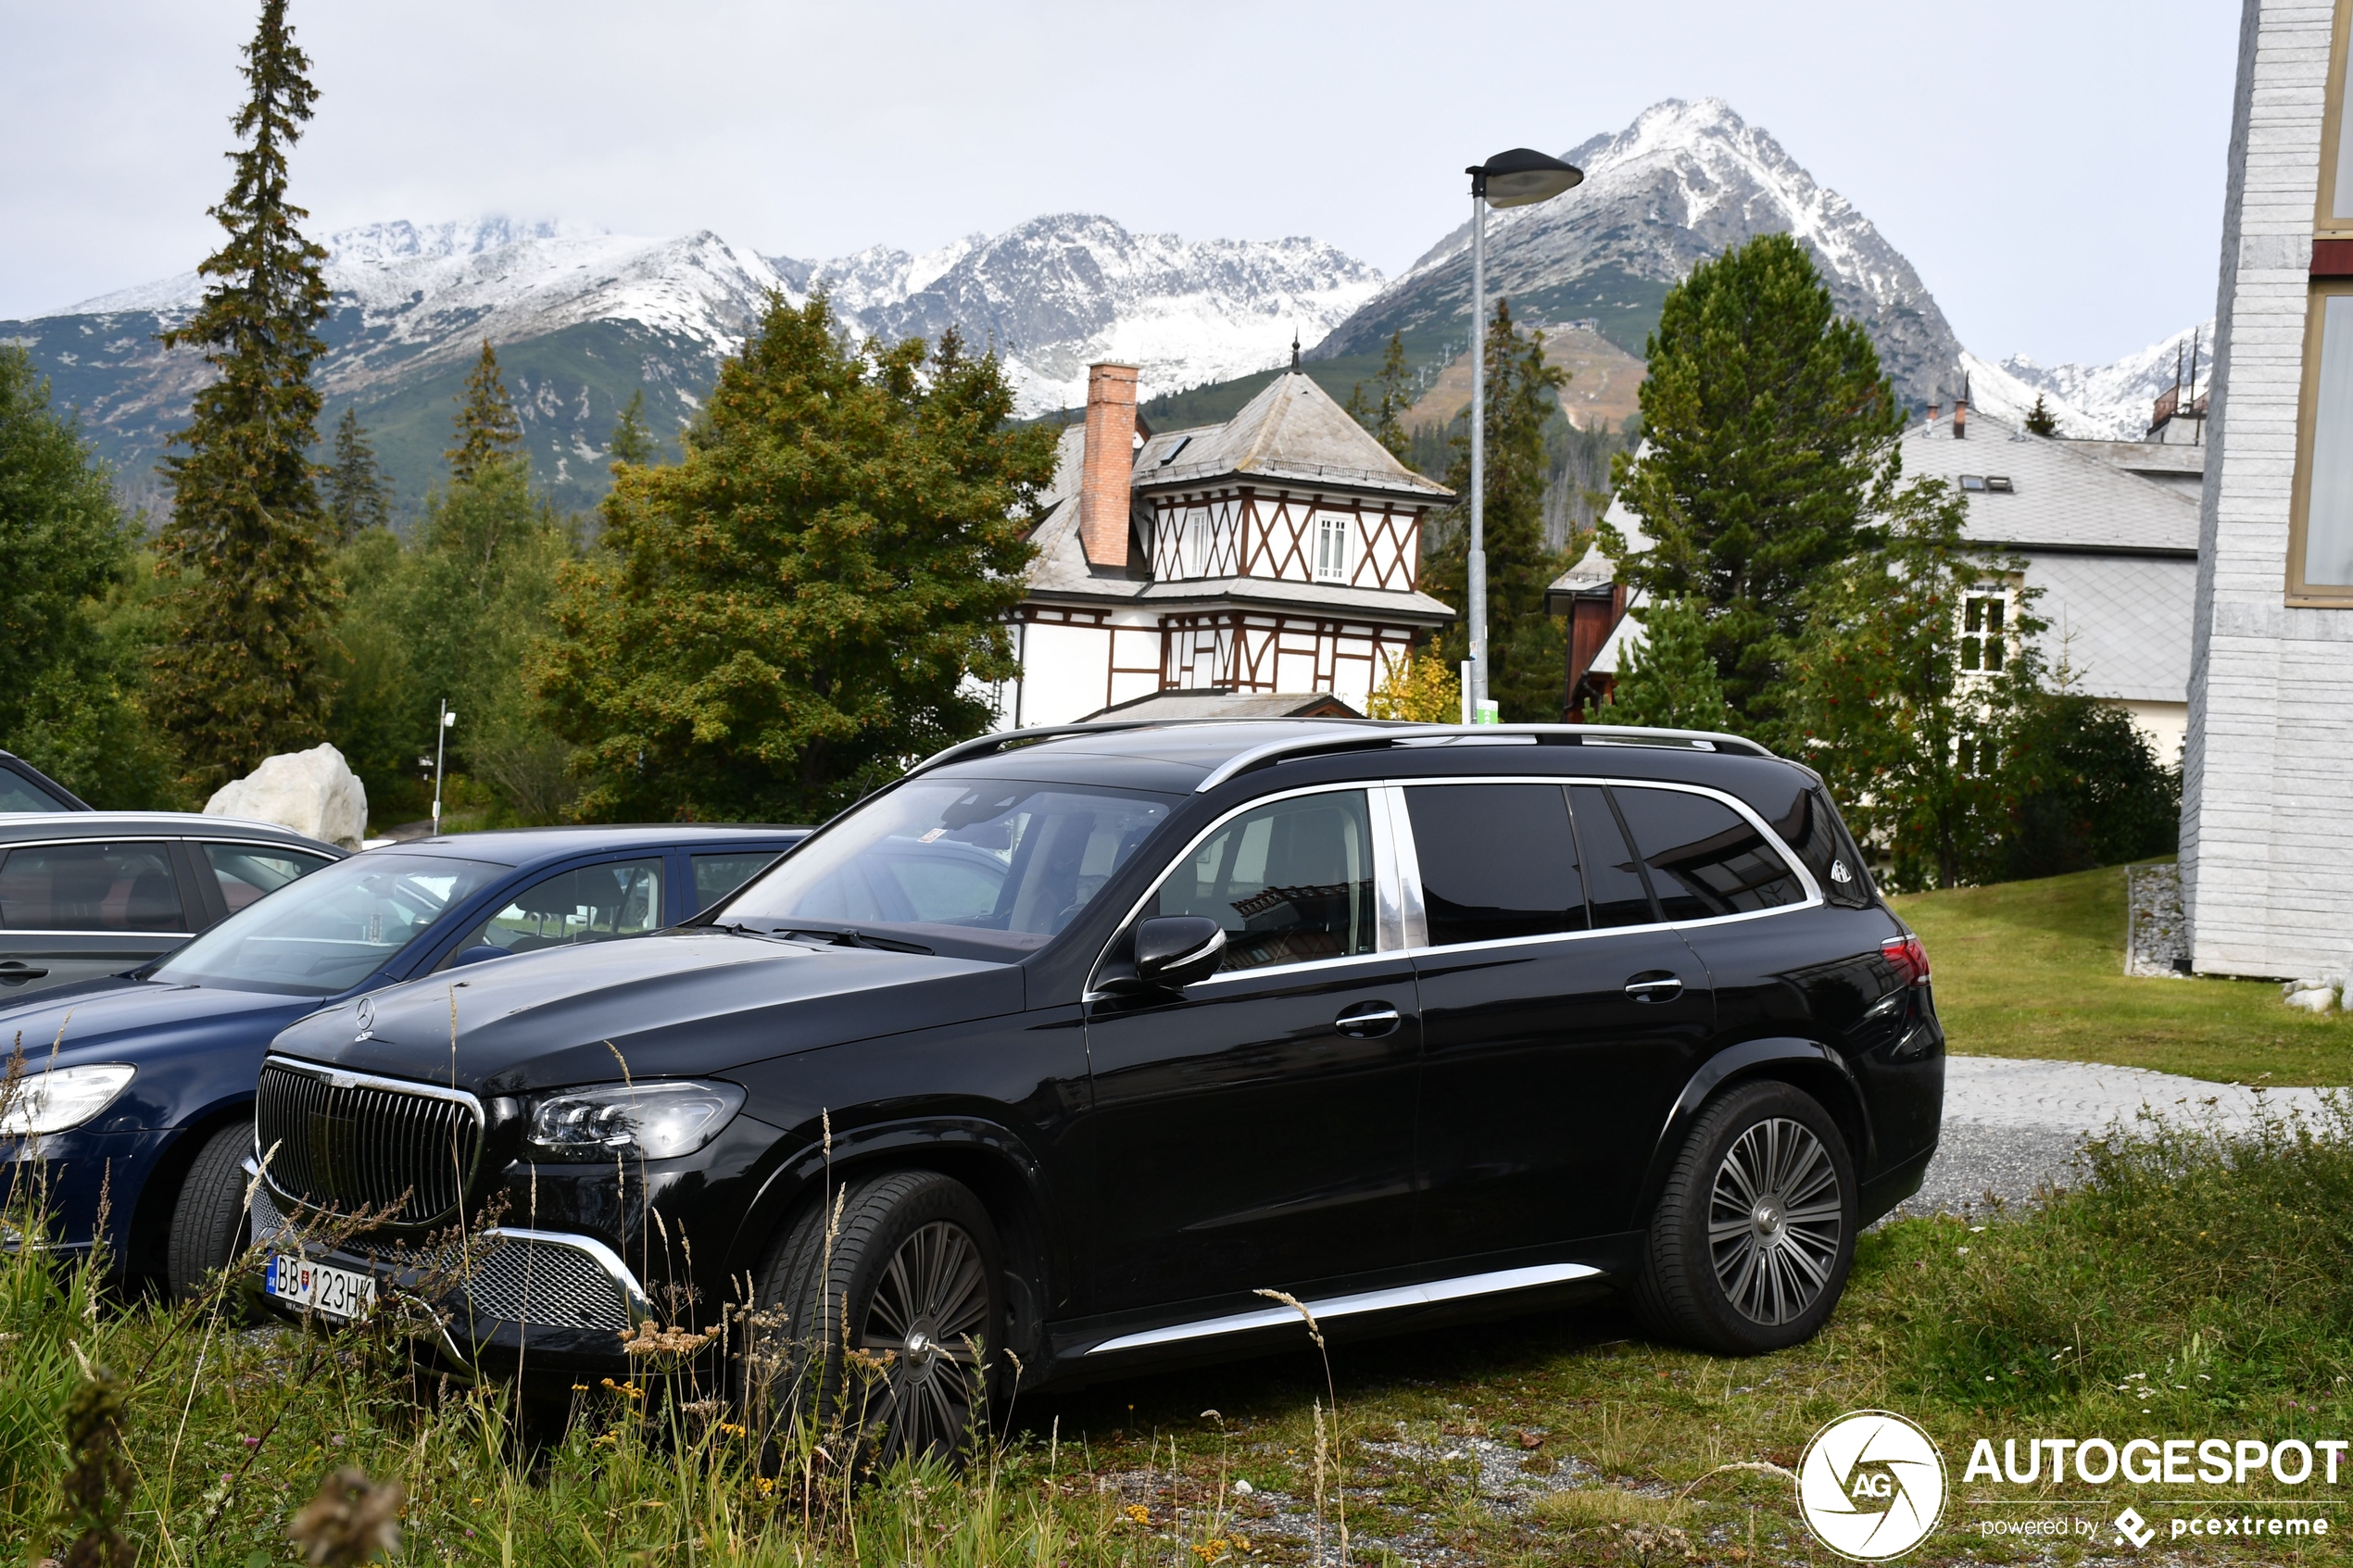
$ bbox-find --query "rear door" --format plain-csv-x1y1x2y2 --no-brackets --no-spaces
0,837,199,997
1405,780,1715,1262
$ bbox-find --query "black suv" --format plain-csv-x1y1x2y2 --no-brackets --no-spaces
252,721,1940,1459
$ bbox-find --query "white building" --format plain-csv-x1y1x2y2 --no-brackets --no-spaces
2180,0,2353,979
991,362,1454,727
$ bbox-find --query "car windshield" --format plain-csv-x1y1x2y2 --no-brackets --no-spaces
150,852,505,997
718,777,1174,951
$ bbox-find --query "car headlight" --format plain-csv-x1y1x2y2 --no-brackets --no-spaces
1,1063,136,1135
524,1080,745,1161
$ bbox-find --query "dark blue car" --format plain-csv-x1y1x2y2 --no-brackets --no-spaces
0,824,803,1297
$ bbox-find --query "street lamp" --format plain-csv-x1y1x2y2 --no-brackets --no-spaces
1462,147,1582,724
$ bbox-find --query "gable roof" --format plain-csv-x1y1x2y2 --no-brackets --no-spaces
1901,411,2198,556
1134,372,1451,500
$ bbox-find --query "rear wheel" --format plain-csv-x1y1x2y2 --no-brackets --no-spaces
749,1171,1003,1470
165,1122,255,1301
1632,1080,1856,1355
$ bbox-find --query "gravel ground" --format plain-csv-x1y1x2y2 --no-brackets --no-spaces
1886,1055,2342,1220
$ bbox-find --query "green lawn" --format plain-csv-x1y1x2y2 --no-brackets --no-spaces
1892,862,2353,1085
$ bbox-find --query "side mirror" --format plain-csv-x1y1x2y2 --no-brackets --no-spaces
1132,916,1226,990
451,945,510,969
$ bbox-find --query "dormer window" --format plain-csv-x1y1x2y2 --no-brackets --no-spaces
1315,516,1351,583
1957,475,1987,493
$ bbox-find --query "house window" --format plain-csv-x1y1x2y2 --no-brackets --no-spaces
1957,733,1997,776
1181,513,1208,578
1957,475,1987,493
1314,515,1351,583
2291,282,2353,603
2320,0,2353,233
1960,595,2007,672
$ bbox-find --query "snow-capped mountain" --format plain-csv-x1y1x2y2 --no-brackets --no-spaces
1314,98,1964,409
1961,321,2216,441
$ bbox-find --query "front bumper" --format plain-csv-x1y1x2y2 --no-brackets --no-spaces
2,1127,176,1262
248,1175,655,1381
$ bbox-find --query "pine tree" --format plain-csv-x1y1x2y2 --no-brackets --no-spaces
447,340,522,483
1421,301,1573,721
1603,232,1904,739
1591,596,1732,732
606,389,659,467
2023,395,2060,438
324,406,392,541
531,301,1058,822
1343,331,1416,466
151,0,338,784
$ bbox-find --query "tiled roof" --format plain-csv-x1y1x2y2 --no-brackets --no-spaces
1902,412,2198,555
1134,373,1452,499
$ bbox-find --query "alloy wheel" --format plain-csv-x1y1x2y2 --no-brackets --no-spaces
1706,1117,1843,1325
854,1219,990,1461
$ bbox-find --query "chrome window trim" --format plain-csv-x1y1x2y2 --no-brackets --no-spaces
1086,779,1402,998
260,1054,487,1124
1086,1261,1602,1354
0,929,195,939
1380,785,1428,949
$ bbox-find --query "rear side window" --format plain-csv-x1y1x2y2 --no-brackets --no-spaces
1567,785,1658,929
1613,786,1807,921
447,859,663,962
0,769,74,813
1405,784,1586,946
0,841,185,931
692,850,780,913
204,843,333,915
1151,790,1376,972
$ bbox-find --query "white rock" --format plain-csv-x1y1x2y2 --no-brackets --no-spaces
2284,986,2337,1014
204,744,369,850
1232,1479,1253,1495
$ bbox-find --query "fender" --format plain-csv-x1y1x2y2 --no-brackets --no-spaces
721,1114,1069,1312
1634,1037,1875,1222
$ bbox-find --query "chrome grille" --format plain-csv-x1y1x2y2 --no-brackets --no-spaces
256,1060,483,1227
457,1237,633,1332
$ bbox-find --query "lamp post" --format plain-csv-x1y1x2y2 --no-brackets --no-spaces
1464,147,1583,723
431,700,456,832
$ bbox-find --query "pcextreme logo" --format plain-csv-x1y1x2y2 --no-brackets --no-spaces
1797,1411,1950,1562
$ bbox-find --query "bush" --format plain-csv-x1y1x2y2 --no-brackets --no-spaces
2000,694,2179,879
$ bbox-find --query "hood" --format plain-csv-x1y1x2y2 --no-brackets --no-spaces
264,928,1026,1095
1,977,319,1069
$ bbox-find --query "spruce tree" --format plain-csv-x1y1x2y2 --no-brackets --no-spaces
1603,232,1904,737
1421,301,1572,721
447,340,522,483
1591,596,1732,732
1343,331,1415,466
152,0,338,784
2023,395,2060,438
324,406,392,541
606,389,659,467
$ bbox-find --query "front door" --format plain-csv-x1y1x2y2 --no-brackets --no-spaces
1406,780,1715,1262
1086,785,1422,1316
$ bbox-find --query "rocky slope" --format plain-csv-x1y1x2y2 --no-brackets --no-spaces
1962,321,2217,441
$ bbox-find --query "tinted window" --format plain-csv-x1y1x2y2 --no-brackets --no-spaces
1567,785,1657,929
1613,786,1807,921
204,843,333,915
692,851,780,914
0,841,184,931
1405,784,1584,946
0,769,73,813
448,859,663,961
1151,790,1376,972
152,852,504,997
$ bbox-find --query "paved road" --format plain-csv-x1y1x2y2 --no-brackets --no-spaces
1892,1057,2341,1218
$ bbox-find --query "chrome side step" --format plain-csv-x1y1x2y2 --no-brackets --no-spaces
1086,1261,1602,1355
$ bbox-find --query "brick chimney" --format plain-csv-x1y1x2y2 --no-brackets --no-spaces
1928,399,1940,426
1079,362,1140,568
1953,393,1969,440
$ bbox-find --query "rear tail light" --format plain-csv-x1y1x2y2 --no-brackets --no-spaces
1881,934,1931,986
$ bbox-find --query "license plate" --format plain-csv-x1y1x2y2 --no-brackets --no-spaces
265,1254,379,1321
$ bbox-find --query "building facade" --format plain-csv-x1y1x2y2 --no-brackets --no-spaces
991,363,1454,727
2182,0,2353,979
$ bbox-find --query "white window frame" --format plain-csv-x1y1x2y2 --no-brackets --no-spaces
1313,515,1351,583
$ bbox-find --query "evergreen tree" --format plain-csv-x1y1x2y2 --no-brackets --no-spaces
531,300,1058,822
447,340,522,483
2024,395,2060,438
607,389,659,467
1421,301,1573,721
151,0,338,784
1603,232,1905,738
1590,596,1733,732
1343,331,1416,467
1784,478,2044,890
324,406,392,542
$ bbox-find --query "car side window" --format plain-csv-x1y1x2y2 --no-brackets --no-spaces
1567,785,1658,929
692,851,780,914
1148,790,1377,972
444,859,663,964
203,843,334,915
0,769,73,813
1612,786,1807,921
1404,784,1586,946
0,841,185,932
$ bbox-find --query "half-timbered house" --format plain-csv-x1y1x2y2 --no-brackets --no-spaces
989,361,1455,726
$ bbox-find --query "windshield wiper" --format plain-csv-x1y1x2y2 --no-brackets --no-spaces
774,926,935,955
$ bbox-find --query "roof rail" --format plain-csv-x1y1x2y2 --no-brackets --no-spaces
904,722,1173,781
1192,722,1774,794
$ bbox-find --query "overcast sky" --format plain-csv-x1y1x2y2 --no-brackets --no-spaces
4,0,2233,368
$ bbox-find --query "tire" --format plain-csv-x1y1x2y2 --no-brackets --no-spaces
749,1171,1004,1471
1631,1080,1856,1355
166,1122,255,1301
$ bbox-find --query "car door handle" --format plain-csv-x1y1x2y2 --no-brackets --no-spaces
0,960,49,985
1623,972,1682,1002
1335,1002,1403,1037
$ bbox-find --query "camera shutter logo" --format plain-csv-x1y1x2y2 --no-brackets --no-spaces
1796,1410,1947,1561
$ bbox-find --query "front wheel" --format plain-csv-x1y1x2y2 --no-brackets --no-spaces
166,1122,256,1301
1632,1080,1856,1355
749,1170,1004,1470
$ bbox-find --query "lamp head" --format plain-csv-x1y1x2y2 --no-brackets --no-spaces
1469,148,1584,208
